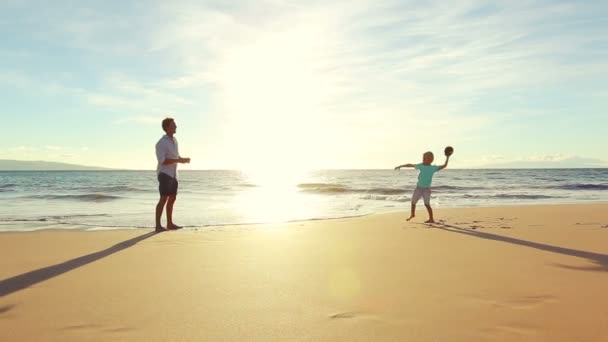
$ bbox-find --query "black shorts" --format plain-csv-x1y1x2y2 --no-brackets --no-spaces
158,172,178,196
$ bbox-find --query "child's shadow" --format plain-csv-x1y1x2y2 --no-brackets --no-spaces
431,222,608,272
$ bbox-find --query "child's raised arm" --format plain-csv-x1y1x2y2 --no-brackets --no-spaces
438,156,450,170
394,163,415,170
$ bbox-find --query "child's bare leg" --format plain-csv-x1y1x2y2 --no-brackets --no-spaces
424,204,434,223
407,203,416,221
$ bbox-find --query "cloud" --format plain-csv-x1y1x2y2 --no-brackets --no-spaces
9,146,37,152
0,70,87,97
0,145,90,163
3,1,606,168
57,153,79,159
10,2,158,56
113,116,162,125
0,146,37,160
136,0,606,168
7,1,606,122
151,1,605,112
85,73,195,115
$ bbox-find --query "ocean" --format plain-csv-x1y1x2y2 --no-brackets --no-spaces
1,169,606,231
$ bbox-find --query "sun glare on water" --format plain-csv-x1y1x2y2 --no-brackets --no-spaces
233,167,321,224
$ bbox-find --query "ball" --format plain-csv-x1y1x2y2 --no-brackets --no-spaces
444,146,454,156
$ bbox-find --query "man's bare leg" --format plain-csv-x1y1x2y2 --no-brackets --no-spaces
424,204,435,223
166,195,182,229
155,196,169,231
407,203,416,221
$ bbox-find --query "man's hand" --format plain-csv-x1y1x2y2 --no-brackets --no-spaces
180,157,191,163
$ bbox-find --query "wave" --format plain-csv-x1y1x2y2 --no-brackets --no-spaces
299,183,407,195
0,183,16,192
464,194,557,200
0,218,50,222
297,183,345,189
433,185,486,191
0,213,112,223
301,186,352,194
552,183,608,190
49,214,111,220
368,187,407,195
305,187,409,195
72,185,149,192
359,194,410,202
300,186,402,195
298,183,352,193
25,194,122,201
236,183,258,188
359,192,561,202
298,183,483,195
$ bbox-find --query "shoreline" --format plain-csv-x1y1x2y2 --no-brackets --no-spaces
2,201,608,233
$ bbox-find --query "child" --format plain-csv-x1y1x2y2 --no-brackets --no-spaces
394,151,450,223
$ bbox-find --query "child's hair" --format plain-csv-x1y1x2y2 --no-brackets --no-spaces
423,151,434,163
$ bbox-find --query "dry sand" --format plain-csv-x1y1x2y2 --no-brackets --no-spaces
1,204,608,341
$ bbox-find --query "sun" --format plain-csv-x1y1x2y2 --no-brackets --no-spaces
212,26,334,172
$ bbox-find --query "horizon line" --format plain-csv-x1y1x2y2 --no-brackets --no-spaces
2,167,608,172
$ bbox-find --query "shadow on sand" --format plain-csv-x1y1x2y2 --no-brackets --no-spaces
433,222,608,272
0,304,15,314
0,231,156,297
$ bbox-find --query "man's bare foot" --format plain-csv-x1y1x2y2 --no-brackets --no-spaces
407,215,415,221
155,225,168,232
167,224,182,230
424,219,435,224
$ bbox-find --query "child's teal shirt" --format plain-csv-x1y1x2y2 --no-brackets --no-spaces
415,164,440,188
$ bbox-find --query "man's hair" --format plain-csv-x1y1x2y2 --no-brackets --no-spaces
424,151,434,158
162,117,174,131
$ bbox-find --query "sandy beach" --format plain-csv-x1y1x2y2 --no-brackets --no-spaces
1,204,608,341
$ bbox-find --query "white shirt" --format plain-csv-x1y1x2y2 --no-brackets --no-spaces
156,135,180,178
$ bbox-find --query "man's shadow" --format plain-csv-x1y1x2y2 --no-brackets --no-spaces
0,231,156,298
432,222,608,272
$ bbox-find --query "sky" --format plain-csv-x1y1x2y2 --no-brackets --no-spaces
1,0,607,170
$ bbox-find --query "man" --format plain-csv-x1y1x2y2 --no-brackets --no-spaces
155,117,190,232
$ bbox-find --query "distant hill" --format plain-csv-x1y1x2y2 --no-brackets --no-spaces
0,160,113,171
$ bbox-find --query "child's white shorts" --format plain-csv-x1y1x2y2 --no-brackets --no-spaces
412,186,431,205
